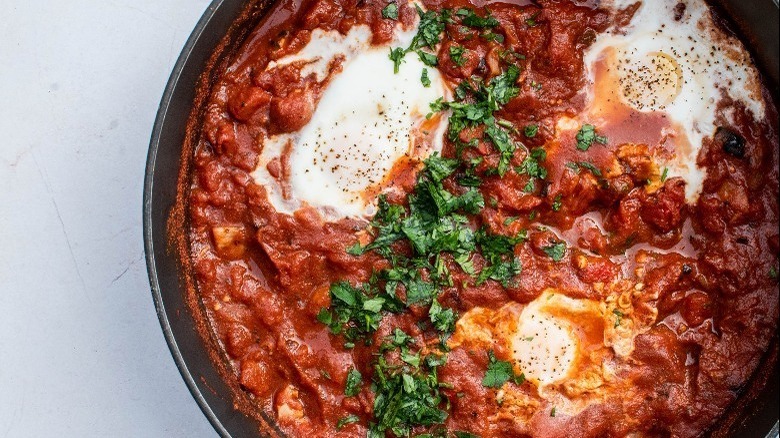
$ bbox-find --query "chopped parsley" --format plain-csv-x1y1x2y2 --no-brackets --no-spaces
319,8,541,434
345,367,363,396
566,161,602,177
455,8,499,27
381,2,399,20
429,65,522,174
542,241,566,262
346,242,363,255
575,124,608,151
449,45,467,66
770,267,778,280
550,406,556,417
337,415,360,429
316,281,403,342
525,11,541,27
429,300,457,334
482,350,524,388
369,352,450,436
516,147,548,191
613,309,624,328
551,194,562,212
389,47,406,73
417,50,439,66
524,124,539,138
481,31,504,43
421,68,431,87
409,6,448,50
475,229,525,286
660,167,669,182
578,161,602,177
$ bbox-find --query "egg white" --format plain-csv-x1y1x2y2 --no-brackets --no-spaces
252,23,448,220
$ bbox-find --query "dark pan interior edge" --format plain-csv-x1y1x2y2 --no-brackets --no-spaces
703,1,779,437
145,0,257,436
145,0,780,437
708,0,779,92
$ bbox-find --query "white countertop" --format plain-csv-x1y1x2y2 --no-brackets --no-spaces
0,1,217,436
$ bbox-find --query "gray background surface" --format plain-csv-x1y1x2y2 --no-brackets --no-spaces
0,0,216,436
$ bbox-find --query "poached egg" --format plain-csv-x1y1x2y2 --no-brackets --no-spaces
582,0,766,202
252,23,448,220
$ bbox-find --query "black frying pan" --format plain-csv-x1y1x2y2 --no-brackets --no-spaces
143,0,780,436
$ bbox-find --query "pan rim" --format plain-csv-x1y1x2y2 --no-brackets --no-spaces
143,0,233,436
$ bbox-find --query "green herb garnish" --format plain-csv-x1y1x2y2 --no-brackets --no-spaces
613,309,624,328
345,367,363,397
455,8,499,28
449,45,467,66
482,350,523,388
542,241,566,262
337,415,360,429
389,47,406,73
576,124,608,151
551,194,562,212
421,68,431,87
381,2,399,20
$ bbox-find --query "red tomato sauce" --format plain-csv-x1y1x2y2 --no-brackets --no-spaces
183,0,779,436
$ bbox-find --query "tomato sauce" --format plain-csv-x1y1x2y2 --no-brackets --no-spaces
184,0,779,436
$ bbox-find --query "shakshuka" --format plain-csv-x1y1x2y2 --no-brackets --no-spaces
183,0,779,436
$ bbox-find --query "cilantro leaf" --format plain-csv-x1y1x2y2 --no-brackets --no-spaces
456,8,499,27
370,353,449,436
417,50,439,66
421,68,431,87
449,45,467,66
391,328,414,347
578,161,602,177
489,65,520,105
516,148,548,180
389,47,406,73
346,242,364,255
542,241,566,262
475,229,525,286
482,350,514,388
381,2,399,20
429,300,456,334
337,415,360,429
318,281,402,341
332,282,358,306
345,367,363,396
576,124,608,151
484,124,517,176
551,194,562,211
481,31,504,43
613,309,624,328
424,153,459,182
410,6,447,50
478,257,521,286
525,11,541,27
